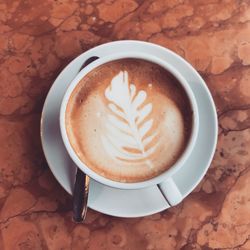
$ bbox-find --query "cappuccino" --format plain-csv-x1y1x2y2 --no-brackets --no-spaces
66,59,192,182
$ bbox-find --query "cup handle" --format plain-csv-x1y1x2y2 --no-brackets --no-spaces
157,178,183,206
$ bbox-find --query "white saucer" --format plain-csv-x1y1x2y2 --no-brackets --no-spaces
40,41,218,218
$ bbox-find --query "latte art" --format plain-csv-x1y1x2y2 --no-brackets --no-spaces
66,59,192,182
102,71,157,168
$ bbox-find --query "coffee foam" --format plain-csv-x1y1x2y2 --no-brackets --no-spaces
66,59,192,182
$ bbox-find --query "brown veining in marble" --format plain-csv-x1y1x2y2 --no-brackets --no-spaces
0,0,250,249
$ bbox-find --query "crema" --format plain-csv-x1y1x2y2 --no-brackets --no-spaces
66,59,192,182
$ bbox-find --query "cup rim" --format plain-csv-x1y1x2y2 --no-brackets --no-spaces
60,51,199,190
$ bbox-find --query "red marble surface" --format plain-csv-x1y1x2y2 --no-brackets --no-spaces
0,0,250,249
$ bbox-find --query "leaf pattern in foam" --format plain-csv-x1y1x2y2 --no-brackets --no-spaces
102,71,158,168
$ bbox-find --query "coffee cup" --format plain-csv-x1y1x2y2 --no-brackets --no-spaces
60,50,199,206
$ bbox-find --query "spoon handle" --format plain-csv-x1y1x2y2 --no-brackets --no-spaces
73,168,90,222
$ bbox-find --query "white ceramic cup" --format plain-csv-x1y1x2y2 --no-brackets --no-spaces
60,50,199,206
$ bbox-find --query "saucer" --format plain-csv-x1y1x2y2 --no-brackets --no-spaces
40,41,218,217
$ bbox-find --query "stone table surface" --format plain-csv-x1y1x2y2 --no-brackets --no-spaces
0,0,250,249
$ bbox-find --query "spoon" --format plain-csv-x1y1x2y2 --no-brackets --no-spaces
72,56,99,222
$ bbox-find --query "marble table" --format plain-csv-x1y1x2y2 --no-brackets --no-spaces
0,0,249,249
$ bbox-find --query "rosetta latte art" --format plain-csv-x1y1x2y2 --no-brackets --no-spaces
101,71,158,168
66,59,192,182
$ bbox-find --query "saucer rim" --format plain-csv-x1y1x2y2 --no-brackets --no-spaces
40,40,218,217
